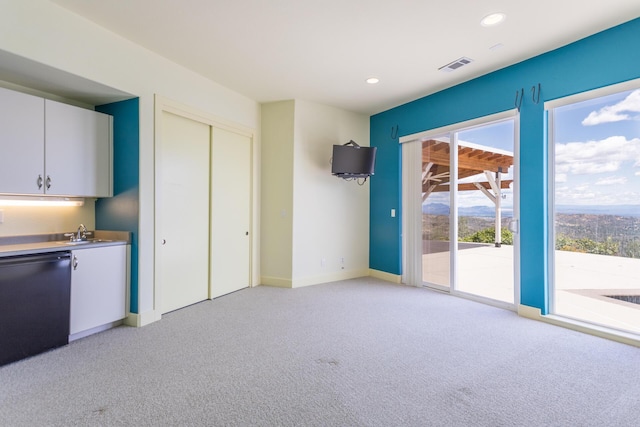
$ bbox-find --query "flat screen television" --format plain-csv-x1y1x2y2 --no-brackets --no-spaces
331,142,377,179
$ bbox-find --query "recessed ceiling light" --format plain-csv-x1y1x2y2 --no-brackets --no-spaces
366,77,379,84
481,12,506,27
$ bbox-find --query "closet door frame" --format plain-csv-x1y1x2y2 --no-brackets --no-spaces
153,95,258,317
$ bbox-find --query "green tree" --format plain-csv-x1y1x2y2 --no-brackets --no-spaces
622,240,640,259
461,227,513,245
555,234,619,256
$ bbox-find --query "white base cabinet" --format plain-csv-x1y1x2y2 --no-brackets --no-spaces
70,245,127,336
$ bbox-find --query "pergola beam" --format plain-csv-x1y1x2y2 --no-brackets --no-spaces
420,139,513,247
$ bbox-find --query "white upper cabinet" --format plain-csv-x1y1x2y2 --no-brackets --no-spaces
0,87,113,197
0,87,45,195
45,100,113,197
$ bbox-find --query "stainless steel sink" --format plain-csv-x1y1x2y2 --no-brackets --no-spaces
56,239,113,246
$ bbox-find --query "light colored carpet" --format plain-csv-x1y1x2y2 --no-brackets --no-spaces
1,277,639,426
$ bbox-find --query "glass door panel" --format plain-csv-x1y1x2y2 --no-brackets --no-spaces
421,135,451,289
455,121,515,303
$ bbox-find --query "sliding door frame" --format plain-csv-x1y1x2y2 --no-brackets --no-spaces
400,109,520,309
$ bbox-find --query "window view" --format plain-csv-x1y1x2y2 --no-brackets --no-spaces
456,122,515,303
421,134,451,289
421,120,516,304
552,87,640,334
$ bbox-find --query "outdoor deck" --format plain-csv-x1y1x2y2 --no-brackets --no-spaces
423,244,640,335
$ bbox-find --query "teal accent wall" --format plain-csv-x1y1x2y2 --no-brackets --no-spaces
370,18,640,313
95,98,140,313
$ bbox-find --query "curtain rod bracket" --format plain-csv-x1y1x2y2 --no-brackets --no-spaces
391,125,399,140
515,88,524,112
531,83,541,104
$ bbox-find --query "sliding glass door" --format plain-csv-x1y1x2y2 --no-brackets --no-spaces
407,113,518,306
421,134,451,290
455,121,515,303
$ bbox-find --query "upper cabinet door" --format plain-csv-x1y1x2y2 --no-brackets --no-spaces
45,100,113,197
0,87,45,195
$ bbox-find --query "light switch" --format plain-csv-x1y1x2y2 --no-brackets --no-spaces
391,209,396,218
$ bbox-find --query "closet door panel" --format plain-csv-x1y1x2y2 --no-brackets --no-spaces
210,127,251,298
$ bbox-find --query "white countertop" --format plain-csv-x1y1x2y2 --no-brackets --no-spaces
0,231,130,257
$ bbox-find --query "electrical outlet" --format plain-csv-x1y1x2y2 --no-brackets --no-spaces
321,258,326,269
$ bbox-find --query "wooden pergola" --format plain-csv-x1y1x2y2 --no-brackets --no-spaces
422,139,514,246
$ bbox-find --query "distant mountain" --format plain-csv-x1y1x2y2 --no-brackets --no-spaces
422,203,513,217
460,205,496,217
422,203,449,215
556,205,640,217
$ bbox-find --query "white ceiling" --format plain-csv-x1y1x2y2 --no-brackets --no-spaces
50,0,640,115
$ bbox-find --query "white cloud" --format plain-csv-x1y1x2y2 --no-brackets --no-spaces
556,187,596,202
582,89,640,126
555,173,567,183
595,176,627,185
555,136,640,175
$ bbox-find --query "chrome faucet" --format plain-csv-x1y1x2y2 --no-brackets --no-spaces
76,224,88,241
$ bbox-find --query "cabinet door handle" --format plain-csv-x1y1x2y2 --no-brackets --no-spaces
72,255,78,270
37,175,43,189
162,239,166,245
45,175,52,190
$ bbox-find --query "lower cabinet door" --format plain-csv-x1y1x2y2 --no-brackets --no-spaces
70,245,127,335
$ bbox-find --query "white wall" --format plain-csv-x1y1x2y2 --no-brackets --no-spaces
260,101,295,286
292,100,370,286
0,204,95,236
0,1,260,318
261,99,370,287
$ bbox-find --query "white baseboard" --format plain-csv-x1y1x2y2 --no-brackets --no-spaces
125,310,160,327
291,269,370,288
260,276,293,288
262,270,371,288
69,320,123,342
517,304,542,319
369,269,402,284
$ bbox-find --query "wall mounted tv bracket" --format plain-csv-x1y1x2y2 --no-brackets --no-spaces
344,140,361,148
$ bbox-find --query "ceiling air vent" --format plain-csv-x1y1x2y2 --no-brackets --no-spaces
439,57,474,73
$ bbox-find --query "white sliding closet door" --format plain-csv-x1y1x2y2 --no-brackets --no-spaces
158,111,211,313
210,127,251,298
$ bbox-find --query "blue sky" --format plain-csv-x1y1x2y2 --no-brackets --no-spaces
554,88,640,207
422,87,640,213
424,120,515,210
459,120,514,152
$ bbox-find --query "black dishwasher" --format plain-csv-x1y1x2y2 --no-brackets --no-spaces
0,251,71,366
